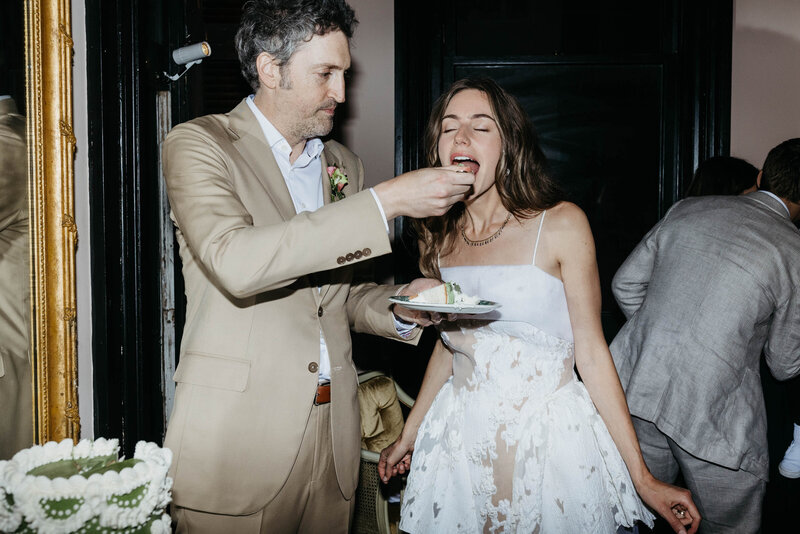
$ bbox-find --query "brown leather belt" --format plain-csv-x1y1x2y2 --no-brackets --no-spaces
314,383,331,405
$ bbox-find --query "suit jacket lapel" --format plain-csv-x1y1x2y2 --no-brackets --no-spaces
225,107,352,305
227,99,296,221
317,148,336,302
227,99,325,304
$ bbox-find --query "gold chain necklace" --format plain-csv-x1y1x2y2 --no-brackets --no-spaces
461,213,512,247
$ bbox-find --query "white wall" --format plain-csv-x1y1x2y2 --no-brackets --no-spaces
731,0,800,167
72,0,93,438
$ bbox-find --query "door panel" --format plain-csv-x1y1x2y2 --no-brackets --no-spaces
395,0,731,339
453,63,663,331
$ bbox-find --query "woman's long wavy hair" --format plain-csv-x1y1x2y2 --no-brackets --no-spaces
413,77,564,279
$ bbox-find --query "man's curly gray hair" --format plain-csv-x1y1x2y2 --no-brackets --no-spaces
235,0,357,91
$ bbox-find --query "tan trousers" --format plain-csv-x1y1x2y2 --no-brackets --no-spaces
173,403,354,533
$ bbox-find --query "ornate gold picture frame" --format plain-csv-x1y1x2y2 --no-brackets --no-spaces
26,0,79,442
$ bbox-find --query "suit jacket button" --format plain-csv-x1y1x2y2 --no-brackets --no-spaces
354,250,363,259
318,306,324,317
363,248,371,257
346,252,355,262
337,256,346,265
308,362,319,373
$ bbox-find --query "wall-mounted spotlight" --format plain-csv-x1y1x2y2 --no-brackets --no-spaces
164,42,211,82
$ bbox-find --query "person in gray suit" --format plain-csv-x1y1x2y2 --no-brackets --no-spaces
610,138,800,533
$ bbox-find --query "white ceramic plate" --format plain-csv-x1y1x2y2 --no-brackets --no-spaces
389,296,500,314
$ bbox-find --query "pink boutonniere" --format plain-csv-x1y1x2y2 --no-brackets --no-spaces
327,165,349,201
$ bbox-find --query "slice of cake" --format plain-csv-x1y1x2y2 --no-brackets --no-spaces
410,282,480,305
410,281,457,304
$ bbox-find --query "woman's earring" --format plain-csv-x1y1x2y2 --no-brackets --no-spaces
505,168,510,177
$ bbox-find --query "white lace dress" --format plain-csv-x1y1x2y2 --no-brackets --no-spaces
399,218,655,533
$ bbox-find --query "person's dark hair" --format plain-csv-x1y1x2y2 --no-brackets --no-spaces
685,156,758,197
760,138,800,203
413,77,564,279
235,0,357,91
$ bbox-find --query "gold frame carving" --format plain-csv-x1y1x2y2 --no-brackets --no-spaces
26,0,79,442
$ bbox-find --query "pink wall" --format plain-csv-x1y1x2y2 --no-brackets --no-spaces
342,0,395,190
731,0,800,167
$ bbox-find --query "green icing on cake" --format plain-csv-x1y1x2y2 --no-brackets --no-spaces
444,282,456,304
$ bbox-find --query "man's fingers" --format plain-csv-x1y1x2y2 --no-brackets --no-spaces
668,503,697,534
677,496,700,534
664,515,687,534
377,458,388,480
440,165,475,184
446,186,473,199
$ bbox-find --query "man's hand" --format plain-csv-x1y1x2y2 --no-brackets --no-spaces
392,278,445,326
378,437,414,483
373,166,475,221
636,474,701,534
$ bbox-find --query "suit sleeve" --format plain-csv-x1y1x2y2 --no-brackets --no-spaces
611,220,663,319
162,122,391,299
0,115,27,232
763,283,800,380
343,255,421,343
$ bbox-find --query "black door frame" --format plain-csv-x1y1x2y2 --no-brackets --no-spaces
85,0,190,454
393,0,732,276
84,0,731,455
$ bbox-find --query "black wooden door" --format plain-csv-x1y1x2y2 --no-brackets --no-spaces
86,0,191,454
85,0,255,455
85,0,732,454
394,0,732,338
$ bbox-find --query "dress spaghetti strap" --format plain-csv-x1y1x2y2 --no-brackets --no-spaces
532,210,547,266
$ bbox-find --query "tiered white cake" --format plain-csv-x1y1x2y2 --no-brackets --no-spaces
0,438,172,533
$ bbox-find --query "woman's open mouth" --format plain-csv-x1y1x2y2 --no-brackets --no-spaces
451,155,480,175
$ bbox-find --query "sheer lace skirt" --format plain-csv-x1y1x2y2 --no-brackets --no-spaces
400,327,654,534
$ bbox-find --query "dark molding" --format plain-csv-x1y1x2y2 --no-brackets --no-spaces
392,0,445,283
675,0,733,202
86,0,176,455
394,0,733,274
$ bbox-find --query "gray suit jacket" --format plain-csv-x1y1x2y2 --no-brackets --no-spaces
610,191,800,480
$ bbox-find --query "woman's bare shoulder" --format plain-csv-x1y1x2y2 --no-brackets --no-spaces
545,201,590,233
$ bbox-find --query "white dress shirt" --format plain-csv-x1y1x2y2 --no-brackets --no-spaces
245,96,411,382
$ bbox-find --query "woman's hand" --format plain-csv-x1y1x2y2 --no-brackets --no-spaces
392,278,444,326
378,436,414,483
636,474,700,534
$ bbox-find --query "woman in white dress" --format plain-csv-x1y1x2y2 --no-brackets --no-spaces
379,78,700,534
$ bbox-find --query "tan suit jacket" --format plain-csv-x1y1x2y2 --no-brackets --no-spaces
162,98,419,515
0,98,32,460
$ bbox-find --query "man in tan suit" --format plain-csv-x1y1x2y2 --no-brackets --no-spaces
162,1,474,532
0,95,32,460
